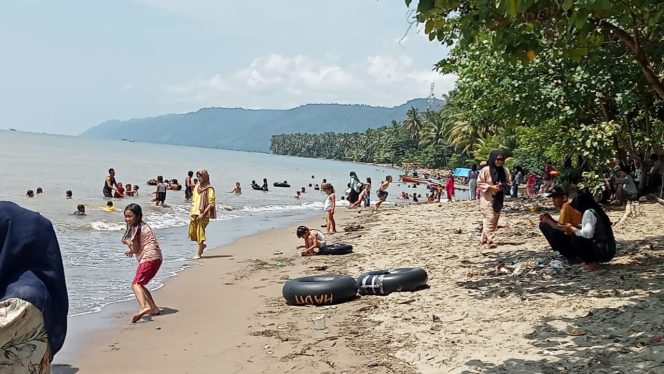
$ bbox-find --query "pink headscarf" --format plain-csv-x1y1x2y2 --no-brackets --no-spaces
196,169,216,219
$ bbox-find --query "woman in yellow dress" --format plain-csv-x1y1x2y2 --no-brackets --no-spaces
189,169,217,259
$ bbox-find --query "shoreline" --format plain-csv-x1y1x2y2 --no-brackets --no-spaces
54,198,664,373
53,208,357,372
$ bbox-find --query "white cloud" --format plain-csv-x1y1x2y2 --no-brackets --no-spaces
164,54,456,110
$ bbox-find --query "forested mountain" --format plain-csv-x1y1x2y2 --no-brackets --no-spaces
81,98,442,152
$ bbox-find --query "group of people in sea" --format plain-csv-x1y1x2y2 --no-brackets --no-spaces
103,168,140,199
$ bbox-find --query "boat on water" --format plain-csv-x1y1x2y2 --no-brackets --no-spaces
399,175,433,184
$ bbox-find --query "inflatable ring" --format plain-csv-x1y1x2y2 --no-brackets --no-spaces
356,267,428,296
317,243,353,255
282,275,358,306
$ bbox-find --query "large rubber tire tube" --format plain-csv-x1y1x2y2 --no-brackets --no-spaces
282,275,358,306
317,243,353,256
356,267,428,296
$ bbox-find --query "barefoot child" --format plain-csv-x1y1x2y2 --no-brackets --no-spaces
122,203,162,323
296,225,326,256
374,175,392,211
322,183,336,234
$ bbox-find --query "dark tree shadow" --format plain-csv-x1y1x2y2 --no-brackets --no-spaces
51,364,79,374
455,234,664,373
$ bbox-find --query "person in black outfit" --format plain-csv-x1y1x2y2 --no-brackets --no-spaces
561,189,617,270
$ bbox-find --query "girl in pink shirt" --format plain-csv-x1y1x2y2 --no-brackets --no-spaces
122,203,163,323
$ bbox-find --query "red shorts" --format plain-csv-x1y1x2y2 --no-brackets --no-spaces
132,259,162,286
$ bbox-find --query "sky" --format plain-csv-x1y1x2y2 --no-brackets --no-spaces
0,0,455,135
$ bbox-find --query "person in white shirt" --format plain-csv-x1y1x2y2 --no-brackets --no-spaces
561,189,616,270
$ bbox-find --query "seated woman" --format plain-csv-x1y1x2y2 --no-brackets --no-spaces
561,189,616,270
295,225,326,256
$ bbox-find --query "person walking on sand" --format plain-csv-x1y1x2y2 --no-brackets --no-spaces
347,171,363,205
468,164,479,200
189,169,216,259
477,150,511,249
373,175,392,211
322,183,336,234
122,203,163,323
350,177,371,208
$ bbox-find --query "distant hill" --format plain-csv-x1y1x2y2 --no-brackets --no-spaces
80,98,443,153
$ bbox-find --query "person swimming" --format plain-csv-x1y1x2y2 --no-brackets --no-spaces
104,201,116,212
26,190,34,198
73,204,86,215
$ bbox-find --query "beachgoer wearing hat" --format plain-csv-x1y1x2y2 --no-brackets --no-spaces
539,186,583,261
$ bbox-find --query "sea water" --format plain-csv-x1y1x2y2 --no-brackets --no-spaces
0,130,400,316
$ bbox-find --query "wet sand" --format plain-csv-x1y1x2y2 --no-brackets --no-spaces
62,198,664,373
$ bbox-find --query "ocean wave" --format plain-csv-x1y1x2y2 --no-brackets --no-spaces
240,201,324,213
89,221,126,231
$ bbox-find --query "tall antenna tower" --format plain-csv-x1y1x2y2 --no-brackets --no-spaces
427,82,435,111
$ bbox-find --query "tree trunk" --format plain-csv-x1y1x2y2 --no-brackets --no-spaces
591,18,664,99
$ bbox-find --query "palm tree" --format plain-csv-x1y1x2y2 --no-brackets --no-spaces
420,111,446,147
403,107,424,143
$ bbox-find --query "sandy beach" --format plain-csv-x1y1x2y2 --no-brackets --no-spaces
60,198,664,373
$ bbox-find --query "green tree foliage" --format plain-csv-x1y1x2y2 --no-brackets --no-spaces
404,0,663,190
408,0,664,99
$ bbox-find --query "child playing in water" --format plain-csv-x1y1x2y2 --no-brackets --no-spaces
153,176,167,206
122,203,162,323
66,190,73,199
125,184,135,197
73,204,86,215
231,182,241,194
133,185,140,196
373,175,392,211
322,183,336,234
114,182,125,198
296,225,326,256
104,201,116,212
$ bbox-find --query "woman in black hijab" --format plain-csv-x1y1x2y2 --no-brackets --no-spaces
477,150,511,249
563,189,616,270
348,171,362,204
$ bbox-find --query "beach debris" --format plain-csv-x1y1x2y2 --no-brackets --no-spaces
272,251,283,255
432,314,441,322
312,265,328,271
453,228,462,234
313,314,326,330
275,261,283,267
343,222,364,232
569,328,587,336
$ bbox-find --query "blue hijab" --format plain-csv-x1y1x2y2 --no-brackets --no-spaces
0,201,68,356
